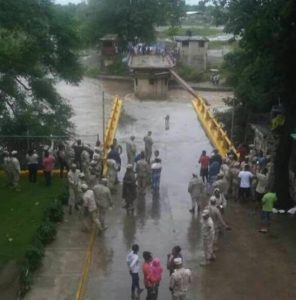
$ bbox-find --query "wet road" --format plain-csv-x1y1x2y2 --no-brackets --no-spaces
84,98,212,299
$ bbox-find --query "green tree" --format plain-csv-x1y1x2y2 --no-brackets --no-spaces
0,0,83,138
87,0,185,45
220,0,296,207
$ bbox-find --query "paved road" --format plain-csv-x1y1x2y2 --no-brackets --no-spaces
84,99,212,300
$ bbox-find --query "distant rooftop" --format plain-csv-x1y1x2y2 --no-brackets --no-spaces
174,35,209,42
100,34,118,41
128,55,175,69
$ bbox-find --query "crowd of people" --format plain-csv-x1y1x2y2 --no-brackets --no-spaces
1,133,278,299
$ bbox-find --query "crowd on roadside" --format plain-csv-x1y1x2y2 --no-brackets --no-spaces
1,130,278,300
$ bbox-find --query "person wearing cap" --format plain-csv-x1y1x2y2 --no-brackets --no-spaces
81,147,91,183
151,158,162,195
188,173,203,213
2,151,13,187
122,165,137,211
212,174,227,210
136,152,149,195
126,136,137,167
200,209,215,266
167,246,183,276
93,178,113,230
67,164,80,214
11,151,21,190
77,172,87,206
143,131,153,164
169,257,192,299
207,196,230,250
81,184,102,233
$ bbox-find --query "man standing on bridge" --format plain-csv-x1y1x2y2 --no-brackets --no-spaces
136,152,149,195
143,131,153,163
126,136,137,167
93,178,113,230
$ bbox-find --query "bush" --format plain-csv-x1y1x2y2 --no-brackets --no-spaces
25,242,44,271
36,220,57,245
19,266,33,297
46,199,64,222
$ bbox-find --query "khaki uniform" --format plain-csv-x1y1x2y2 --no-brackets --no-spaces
107,159,118,191
68,169,80,208
207,204,227,244
93,183,112,228
230,167,240,199
3,156,13,186
212,179,227,208
201,217,215,261
143,135,153,163
126,140,137,166
11,157,20,188
170,267,192,300
81,150,91,182
82,189,102,232
188,176,203,210
136,158,149,194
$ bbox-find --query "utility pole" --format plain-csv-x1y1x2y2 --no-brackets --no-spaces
102,91,105,145
231,97,235,141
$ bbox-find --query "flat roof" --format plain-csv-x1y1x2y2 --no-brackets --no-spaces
174,35,209,42
128,55,175,69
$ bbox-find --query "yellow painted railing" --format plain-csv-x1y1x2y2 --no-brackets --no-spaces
192,97,238,158
102,96,123,176
75,96,122,300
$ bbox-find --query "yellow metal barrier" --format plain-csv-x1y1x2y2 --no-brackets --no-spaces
102,96,123,176
192,97,238,158
76,96,122,300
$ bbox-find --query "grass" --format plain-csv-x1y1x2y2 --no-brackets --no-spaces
0,176,65,268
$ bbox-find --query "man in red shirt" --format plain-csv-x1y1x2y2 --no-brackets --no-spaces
199,150,210,183
42,150,55,186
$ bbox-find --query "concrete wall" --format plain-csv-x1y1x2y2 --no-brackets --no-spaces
177,41,208,71
134,77,168,99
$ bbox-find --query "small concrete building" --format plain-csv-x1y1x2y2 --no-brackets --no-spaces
128,55,175,99
174,36,209,71
100,34,119,67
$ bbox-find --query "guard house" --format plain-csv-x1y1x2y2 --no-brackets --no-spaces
128,55,175,99
174,36,209,71
100,34,119,56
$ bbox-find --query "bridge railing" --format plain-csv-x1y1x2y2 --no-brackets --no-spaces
102,96,123,176
192,96,238,158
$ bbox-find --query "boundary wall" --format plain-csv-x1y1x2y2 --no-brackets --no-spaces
192,97,238,157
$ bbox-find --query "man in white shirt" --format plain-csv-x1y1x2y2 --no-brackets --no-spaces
238,165,253,202
126,244,143,298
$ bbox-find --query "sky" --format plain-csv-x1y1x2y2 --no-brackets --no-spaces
55,0,201,5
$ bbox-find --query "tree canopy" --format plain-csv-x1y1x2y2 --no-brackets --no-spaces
218,0,296,207
87,0,186,44
0,0,83,138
